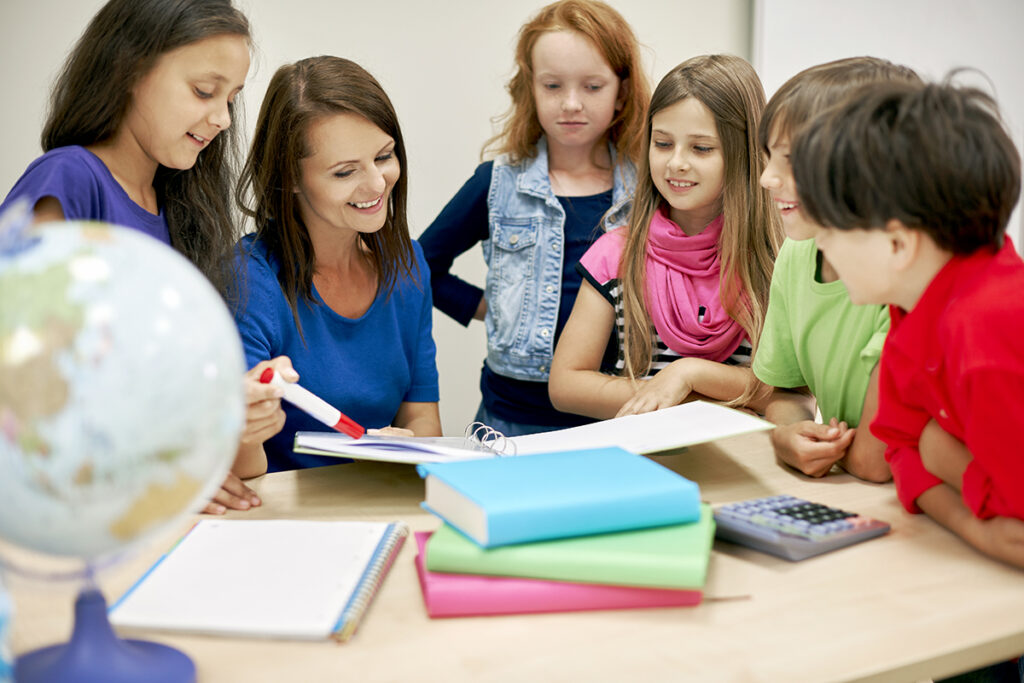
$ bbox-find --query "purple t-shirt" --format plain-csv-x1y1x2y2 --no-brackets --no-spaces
1,146,170,243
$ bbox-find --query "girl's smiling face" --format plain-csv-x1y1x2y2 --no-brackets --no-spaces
123,33,250,171
648,97,725,235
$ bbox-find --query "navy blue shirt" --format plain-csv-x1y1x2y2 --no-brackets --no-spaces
419,161,613,427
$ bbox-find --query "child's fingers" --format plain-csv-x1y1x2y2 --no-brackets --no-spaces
615,398,638,418
798,421,842,442
836,425,856,447
201,501,227,515
790,434,848,476
207,482,253,512
616,397,653,417
220,472,261,506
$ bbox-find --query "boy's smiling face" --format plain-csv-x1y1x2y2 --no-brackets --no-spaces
813,225,899,305
760,126,819,241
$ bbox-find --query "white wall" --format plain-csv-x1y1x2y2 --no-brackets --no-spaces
753,0,1024,251
0,0,750,435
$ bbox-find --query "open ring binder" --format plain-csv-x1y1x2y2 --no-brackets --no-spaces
293,420,516,464
463,422,517,456
295,401,775,465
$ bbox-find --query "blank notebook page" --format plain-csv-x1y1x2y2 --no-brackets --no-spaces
509,401,772,455
109,519,390,639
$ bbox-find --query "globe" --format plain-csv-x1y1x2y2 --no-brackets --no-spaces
0,205,246,682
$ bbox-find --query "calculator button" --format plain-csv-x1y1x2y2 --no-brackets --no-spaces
714,495,891,561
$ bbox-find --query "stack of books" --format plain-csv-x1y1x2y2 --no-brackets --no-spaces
414,446,715,618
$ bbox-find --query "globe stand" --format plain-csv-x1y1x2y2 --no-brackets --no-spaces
14,587,195,683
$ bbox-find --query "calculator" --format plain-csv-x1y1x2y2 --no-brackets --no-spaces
713,495,890,561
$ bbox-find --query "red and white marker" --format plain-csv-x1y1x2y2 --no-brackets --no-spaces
259,367,365,439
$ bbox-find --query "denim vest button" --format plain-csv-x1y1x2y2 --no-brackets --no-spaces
540,328,550,337
539,365,547,372
546,284,555,293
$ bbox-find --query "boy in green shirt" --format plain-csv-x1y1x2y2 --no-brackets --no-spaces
753,58,919,481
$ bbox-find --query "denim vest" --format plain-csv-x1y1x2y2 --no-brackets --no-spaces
482,138,636,381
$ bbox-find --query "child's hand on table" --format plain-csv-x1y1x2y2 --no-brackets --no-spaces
203,472,261,515
616,360,694,417
770,417,855,477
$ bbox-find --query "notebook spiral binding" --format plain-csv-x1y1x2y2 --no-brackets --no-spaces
463,422,517,456
334,523,409,642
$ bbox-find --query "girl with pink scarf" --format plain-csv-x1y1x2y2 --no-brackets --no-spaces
549,55,783,419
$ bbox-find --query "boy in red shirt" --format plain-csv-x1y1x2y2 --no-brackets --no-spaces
790,80,1024,569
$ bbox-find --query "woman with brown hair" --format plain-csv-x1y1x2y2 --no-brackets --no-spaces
232,56,441,476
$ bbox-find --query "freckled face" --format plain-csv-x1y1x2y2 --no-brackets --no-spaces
760,127,818,241
295,113,400,238
531,30,622,157
124,34,250,170
648,97,724,234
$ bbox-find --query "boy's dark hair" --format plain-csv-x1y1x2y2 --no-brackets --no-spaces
791,79,1021,254
758,56,920,153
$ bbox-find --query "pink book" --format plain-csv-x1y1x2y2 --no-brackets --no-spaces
413,532,702,618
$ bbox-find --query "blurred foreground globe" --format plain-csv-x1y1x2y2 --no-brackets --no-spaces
0,216,245,563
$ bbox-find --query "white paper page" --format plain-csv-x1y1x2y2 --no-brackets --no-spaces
293,433,491,464
110,520,388,639
508,401,772,456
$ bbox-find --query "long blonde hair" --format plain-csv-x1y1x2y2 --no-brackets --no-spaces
620,55,782,391
483,0,649,166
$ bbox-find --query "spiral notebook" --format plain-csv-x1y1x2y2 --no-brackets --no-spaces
293,401,773,464
109,519,407,641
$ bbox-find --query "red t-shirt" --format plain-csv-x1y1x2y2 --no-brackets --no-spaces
872,239,1024,519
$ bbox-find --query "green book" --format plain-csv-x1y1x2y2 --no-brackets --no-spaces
425,505,715,590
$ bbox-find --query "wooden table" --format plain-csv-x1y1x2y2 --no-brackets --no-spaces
8,431,1024,682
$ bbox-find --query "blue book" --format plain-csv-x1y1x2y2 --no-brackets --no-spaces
416,447,700,548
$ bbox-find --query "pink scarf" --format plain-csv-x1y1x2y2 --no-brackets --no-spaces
644,207,745,362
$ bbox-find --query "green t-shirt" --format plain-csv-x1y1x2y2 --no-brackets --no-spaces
753,237,889,426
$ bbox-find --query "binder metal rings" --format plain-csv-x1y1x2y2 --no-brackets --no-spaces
463,422,517,456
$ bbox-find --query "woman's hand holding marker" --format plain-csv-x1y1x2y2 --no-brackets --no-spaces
259,367,365,439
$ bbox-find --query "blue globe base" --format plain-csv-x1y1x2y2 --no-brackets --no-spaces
14,588,195,683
